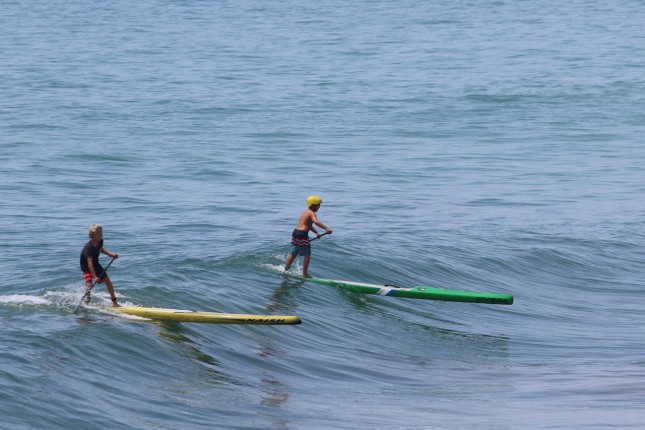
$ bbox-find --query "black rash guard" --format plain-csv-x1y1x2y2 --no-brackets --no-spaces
80,239,104,275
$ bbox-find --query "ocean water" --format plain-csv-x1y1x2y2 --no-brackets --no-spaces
2,0,645,428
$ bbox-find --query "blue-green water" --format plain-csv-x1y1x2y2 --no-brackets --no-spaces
2,1,645,428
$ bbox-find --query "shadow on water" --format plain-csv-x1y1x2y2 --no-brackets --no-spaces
265,277,304,313
94,303,295,423
73,305,241,387
154,321,224,368
258,371,291,430
251,320,293,430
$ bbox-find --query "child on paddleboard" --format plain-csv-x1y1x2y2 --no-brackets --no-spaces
284,195,332,278
80,224,120,307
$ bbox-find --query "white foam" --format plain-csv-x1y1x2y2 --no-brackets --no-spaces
262,262,302,274
0,295,51,305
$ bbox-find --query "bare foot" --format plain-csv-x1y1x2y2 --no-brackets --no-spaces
113,302,121,307
303,273,312,278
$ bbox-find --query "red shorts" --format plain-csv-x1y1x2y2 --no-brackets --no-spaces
83,273,108,284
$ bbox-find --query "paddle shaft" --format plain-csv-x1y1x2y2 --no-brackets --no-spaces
310,232,329,242
74,256,116,314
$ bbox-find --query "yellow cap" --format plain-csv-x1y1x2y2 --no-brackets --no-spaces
306,195,323,206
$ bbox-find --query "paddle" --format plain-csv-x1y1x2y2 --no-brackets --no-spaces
310,232,329,242
74,256,116,314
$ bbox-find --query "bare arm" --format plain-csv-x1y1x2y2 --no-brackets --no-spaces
101,248,118,259
312,214,332,235
87,258,98,281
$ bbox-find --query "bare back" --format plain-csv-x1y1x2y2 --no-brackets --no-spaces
294,208,317,232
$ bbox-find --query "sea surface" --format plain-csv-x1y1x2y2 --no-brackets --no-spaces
2,1,645,429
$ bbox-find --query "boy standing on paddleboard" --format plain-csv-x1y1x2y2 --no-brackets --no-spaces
284,195,332,278
80,224,120,307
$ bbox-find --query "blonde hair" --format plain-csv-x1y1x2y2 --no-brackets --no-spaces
88,224,103,237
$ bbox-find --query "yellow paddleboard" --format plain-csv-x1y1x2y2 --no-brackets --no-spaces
109,306,302,325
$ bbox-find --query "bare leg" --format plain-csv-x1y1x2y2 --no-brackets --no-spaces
83,282,92,304
302,255,312,278
104,278,120,307
284,253,296,270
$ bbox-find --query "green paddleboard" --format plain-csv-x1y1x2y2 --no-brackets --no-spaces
295,276,513,305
